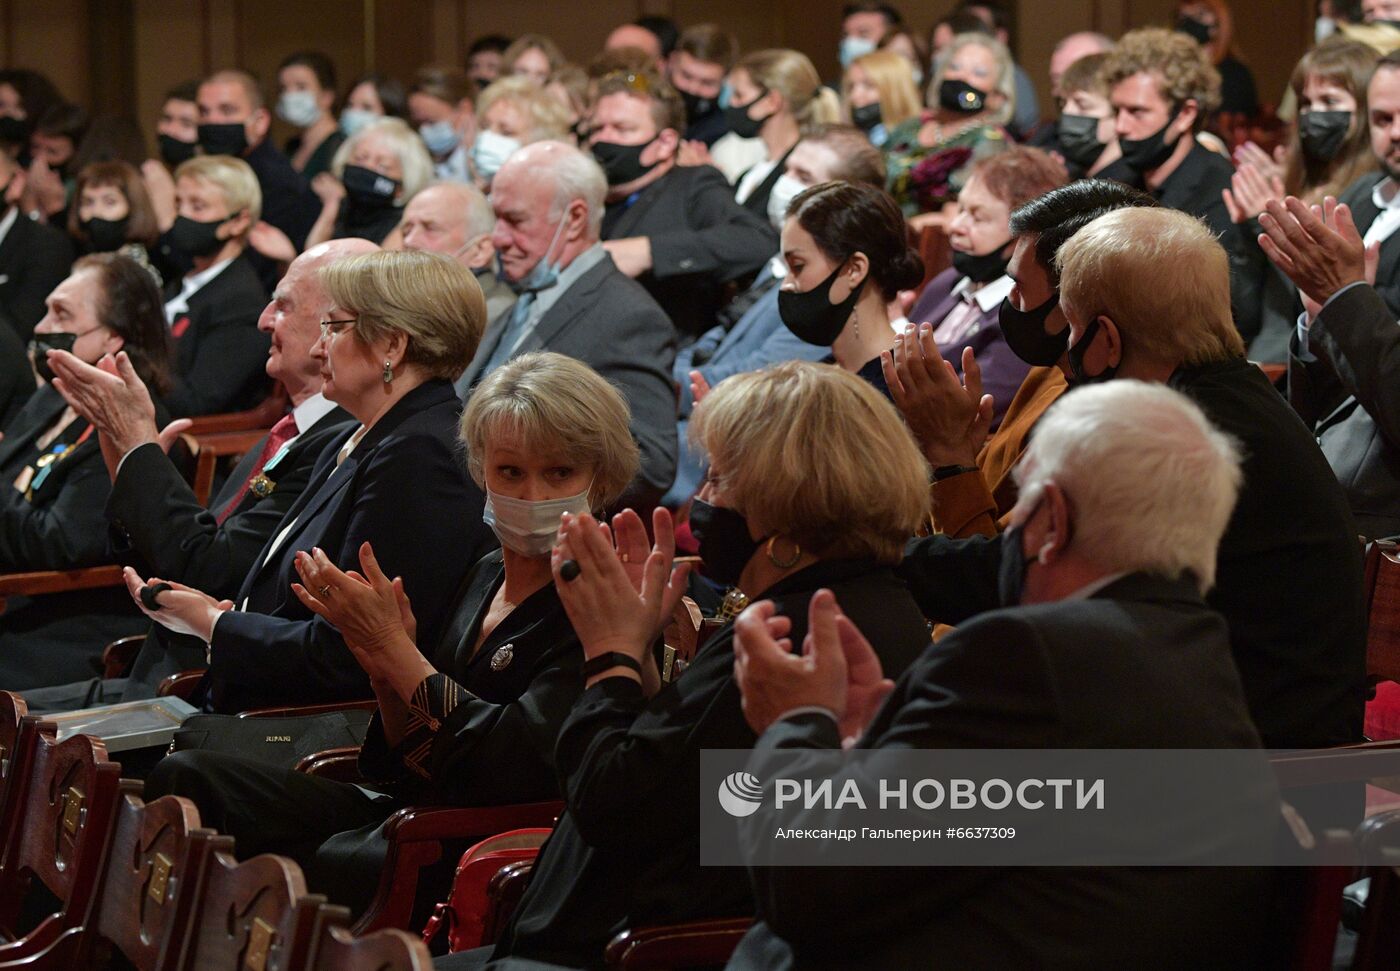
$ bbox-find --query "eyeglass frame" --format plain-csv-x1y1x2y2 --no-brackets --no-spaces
318,317,357,341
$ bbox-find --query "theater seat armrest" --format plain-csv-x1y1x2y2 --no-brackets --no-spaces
604,918,755,970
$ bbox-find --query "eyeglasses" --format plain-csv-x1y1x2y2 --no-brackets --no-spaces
319,318,356,341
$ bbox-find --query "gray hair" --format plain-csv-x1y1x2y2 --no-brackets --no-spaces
418,180,496,239
331,117,435,203
1012,381,1242,593
517,140,606,237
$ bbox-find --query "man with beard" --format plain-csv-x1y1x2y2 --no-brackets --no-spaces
1337,48,1400,316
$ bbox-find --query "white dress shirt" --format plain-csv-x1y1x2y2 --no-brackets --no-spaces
164,257,234,324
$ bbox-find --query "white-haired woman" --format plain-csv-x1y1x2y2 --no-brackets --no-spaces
305,117,434,248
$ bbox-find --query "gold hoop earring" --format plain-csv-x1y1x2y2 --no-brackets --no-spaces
766,536,801,569
382,360,393,384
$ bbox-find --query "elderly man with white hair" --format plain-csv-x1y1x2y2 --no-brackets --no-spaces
893,205,1365,755
728,379,1276,970
399,180,516,330
457,140,677,508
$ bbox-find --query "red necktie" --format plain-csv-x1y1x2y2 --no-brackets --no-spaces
214,414,299,524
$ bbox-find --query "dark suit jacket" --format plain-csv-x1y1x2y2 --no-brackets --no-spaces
0,212,74,342
164,255,270,417
730,573,1276,971
204,380,496,713
244,139,321,252
1340,172,1400,319
899,358,1367,750
736,147,793,227
492,559,930,969
1289,283,1400,540
107,402,354,598
0,322,35,430
602,164,775,340
458,254,678,509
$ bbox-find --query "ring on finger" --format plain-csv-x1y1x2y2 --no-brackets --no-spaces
318,584,332,598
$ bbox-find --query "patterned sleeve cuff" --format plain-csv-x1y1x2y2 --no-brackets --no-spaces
398,672,467,780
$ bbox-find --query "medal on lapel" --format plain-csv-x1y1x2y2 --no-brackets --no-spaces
249,474,275,498
490,643,515,672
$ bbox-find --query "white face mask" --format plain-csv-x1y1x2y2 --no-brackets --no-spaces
767,172,807,231
839,35,878,68
472,130,523,181
340,108,380,138
277,90,322,128
483,484,592,556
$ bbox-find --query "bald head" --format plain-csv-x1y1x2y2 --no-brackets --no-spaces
1051,32,1115,96
401,182,497,270
261,238,381,402
606,24,663,62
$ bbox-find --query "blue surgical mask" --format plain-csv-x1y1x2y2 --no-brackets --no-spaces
340,108,380,138
501,209,571,294
839,35,878,68
420,119,460,156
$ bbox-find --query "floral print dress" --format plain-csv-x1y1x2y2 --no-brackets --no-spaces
884,113,1008,216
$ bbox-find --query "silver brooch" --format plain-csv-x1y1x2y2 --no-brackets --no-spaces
490,643,514,671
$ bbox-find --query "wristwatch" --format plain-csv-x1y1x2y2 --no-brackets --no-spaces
582,652,643,679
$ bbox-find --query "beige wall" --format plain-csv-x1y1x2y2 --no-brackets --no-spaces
0,0,1314,154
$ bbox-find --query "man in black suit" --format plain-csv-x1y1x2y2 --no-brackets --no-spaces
19,239,373,712
459,141,678,508
196,69,321,254
162,155,271,417
1256,195,1400,541
1336,50,1400,317
728,381,1276,971
668,24,736,148
0,149,74,343
590,69,775,342
0,320,35,428
894,205,1367,752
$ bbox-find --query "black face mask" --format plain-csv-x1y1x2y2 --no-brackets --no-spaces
851,102,883,133
998,292,1068,366
951,241,1011,284
679,89,718,125
158,133,198,167
342,163,401,211
1298,110,1352,163
939,78,988,115
28,332,78,384
591,138,659,186
996,522,1029,607
1057,114,1107,170
1117,107,1182,173
778,262,866,346
1176,16,1213,46
689,497,764,587
197,122,249,157
168,214,233,259
724,91,773,139
82,216,129,253
0,115,26,144
1065,316,1119,386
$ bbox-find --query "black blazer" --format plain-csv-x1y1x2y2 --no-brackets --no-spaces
356,549,585,807
602,164,775,340
491,559,930,969
899,358,1367,751
730,573,1276,971
459,254,678,509
107,402,354,598
1340,171,1400,318
1289,283,1400,540
0,322,35,432
244,139,321,251
163,255,270,417
0,212,74,342
204,380,497,713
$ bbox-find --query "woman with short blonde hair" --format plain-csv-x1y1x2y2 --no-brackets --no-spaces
843,49,923,146
173,154,262,226
470,75,574,184
305,117,434,248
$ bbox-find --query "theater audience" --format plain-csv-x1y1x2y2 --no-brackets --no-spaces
0,148,75,341
1177,0,1259,116
502,34,565,87
957,2,1042,136
470,76,572,186
17,240,370,712
606,22,666,72
67,161,162,284
196,69,321,253
467,35,511,92
0,68,64,159
305,117,431,248
1049,31,1116,99
24,103,86,220
727,50,842,223
460,141,677,507
1051,53,1121,177
591,69,774,340
339,72,407,139
773,181,922,401
1225,37,1378,359
666,126,885,507
878,25,931,88
399,181,516,326
727,380,1273,970
125,249,495,714
668,24,736,147
277,51,346,181
895,206,1366,752
884,32,1011,220
838,2,900,69
1335,48,1400,317
161,155,270,417
152,80,201,170
912,147,1068,431
408,67,476,183
437,360,931,970
842,49,922,147
0,320,33,428
0,253,171,690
